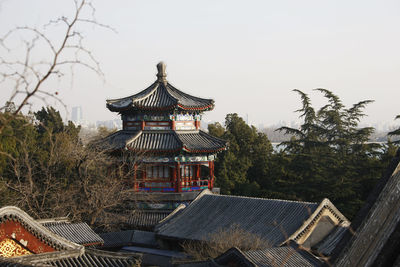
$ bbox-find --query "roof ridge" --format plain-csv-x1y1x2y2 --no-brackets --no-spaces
201,193,318,205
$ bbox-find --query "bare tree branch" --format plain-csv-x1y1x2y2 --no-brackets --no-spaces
0,0,112,133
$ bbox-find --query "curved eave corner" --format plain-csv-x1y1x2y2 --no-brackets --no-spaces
106,102,133,113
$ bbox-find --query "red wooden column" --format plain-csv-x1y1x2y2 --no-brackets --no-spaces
196,164,200,179
195,120,200,130
208,161,214,189
176,162,181,192
133,163,138,191
172,164,176,190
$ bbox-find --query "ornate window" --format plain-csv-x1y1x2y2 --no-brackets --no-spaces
145,165,170,179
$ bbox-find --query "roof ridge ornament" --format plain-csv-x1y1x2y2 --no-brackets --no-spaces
156,61,167,84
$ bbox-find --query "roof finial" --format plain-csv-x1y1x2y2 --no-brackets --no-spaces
156,62,167,83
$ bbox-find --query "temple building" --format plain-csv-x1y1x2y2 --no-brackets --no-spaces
103,62,226,194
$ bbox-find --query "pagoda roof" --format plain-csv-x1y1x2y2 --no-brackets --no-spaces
106,62,214,113
101,130,227,154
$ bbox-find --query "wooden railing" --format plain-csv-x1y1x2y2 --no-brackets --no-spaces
135,179,210,192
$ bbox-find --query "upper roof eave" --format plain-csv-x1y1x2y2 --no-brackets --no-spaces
106,63,215,113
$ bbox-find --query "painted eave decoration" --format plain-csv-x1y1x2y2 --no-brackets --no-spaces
0,206,83,259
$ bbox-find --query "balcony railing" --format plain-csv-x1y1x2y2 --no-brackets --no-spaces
136,179,210,192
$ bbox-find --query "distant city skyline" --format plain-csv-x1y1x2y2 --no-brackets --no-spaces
1,0,399,129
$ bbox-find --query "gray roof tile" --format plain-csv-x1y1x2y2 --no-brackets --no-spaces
244,246,322,267
100,230,157,248
243,247,322,267
127,210,172,230
213,246,322,267
102,130,226,153
106,64,214,113
42,248,140,267
44,222,104,246
100,230,135,248
156,193,319,246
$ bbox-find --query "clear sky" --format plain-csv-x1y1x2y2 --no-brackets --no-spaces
0,0,399,129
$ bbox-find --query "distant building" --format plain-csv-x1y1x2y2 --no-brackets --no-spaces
71,106,83,123
95,119,122,130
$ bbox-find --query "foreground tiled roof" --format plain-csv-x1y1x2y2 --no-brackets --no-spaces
102,130,226,153
43,222,104,246
215,247,322,267
44,249,140,267
243,247,322,267
334,153,400,267
5,248,141,267
106,62,214,113
156,192,322,246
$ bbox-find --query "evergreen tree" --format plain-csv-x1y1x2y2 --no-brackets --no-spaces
275,89,385,218
209,113,273,196
388,115,400,144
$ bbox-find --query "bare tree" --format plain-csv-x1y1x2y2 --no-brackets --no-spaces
0,0,112,132
181,224,270,261
2,122,138,229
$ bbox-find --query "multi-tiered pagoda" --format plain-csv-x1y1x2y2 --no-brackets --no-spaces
103,62,226,193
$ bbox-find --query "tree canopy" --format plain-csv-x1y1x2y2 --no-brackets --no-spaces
209,90,395,219
0,107,133,229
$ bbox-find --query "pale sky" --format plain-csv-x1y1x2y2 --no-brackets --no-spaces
0,0,399,129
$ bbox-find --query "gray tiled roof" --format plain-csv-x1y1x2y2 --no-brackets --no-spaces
132,230,158,247
212,246,322,267
127,210,172,230
128,131,181,151
46,251,139,267
242,247,322,267
43,222,104,246
100,230,158,248
176,261,220,267
16,248,141,267
100,230,135,248
155,193,319,246
335,160,400,266
178,131,226,152
106,75,214,112
102,130,226,153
